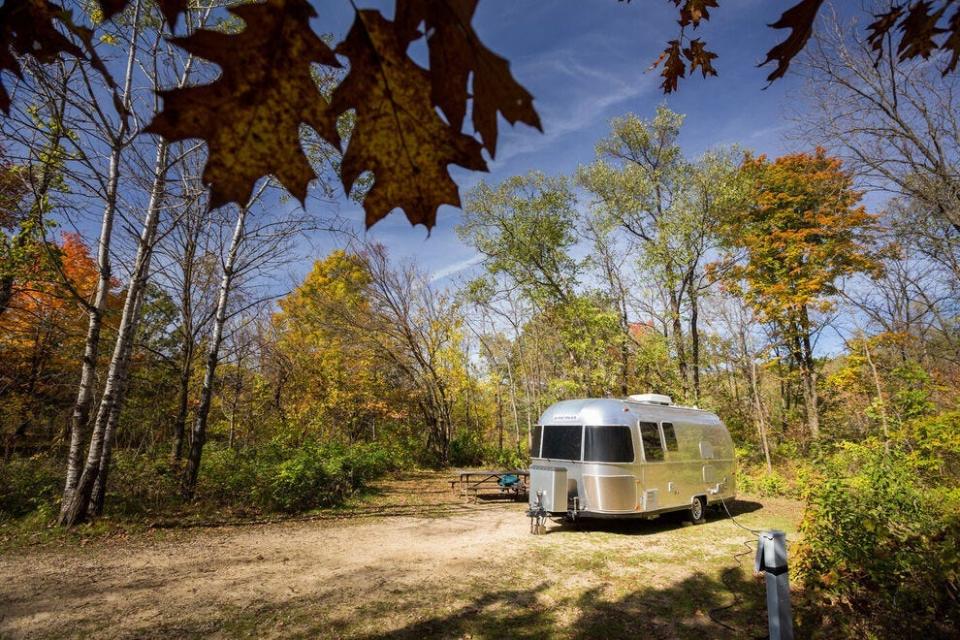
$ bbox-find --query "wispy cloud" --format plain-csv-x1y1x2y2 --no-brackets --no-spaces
429,253,484,282
492,51,658,166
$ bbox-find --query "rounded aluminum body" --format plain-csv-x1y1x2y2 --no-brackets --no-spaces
529,398,737,517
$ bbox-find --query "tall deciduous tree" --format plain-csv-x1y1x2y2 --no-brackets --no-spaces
355,243,468,464
578,107,740,402
272,250,394,443
578,108,692,397
715,148,883,440
181,181,318,499
460,173,580,307
460,173,626,398
59,0,219,524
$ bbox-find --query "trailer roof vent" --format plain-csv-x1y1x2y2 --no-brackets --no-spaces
628,393,672,406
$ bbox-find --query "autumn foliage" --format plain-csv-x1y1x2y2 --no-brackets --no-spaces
0,234,109,455
713,148,883,440
718,149,882,324
6,0,960,229
2,3,960,633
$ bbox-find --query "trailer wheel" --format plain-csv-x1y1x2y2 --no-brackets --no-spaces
689,496,706,524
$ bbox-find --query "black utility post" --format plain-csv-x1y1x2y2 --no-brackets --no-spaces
754,529,794,640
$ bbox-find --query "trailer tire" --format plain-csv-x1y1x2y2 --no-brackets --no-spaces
689,496,706,524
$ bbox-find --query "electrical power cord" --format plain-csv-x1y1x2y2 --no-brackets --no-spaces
719,494,761,534
707,496,769,639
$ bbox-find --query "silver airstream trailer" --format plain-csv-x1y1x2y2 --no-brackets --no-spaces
527,394,736,532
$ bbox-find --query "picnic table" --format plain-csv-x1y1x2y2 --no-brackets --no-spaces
450,469,530,501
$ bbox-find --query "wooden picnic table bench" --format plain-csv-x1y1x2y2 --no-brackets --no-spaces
451,469,529,501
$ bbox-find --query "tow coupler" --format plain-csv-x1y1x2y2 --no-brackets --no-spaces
526,491,548,534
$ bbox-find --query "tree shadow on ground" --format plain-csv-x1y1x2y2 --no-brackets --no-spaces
349,582,556,640
570,569,769,640
354,569,774,640
473,491,528,503
143,483,524,530
541,499,764,537
720,499,763,517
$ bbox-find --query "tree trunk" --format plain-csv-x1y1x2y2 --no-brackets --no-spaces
797,307,820,440
750,359,773,474
58,140,168,527
862,337,890,444
668,286,688,398
799,364,820,440
597,234,631,396
736,323,772,473
60,0,142,519
689,284,701,404
495,380,504,451
170,207,202,463
89,279,149,516
182,204,248,500
171,341,193,463
774,347,790,433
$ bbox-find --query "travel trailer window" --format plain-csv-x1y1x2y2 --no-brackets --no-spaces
638,421,664,461
541,424,582,460
530,425,542,457
661,422,678,452
583,426,634,463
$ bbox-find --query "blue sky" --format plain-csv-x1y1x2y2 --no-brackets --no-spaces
308,0,809,283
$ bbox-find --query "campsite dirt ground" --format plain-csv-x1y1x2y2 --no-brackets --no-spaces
0,472,804,640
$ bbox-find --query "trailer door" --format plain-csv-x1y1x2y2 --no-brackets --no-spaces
638,421,665,511
658,422,686,510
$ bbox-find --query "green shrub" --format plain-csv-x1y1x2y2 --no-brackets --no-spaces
734,444,757,464
107,450,180,516
449,431,487,467
795,441,960,637
491,446,527,470
738,467,789,497
449,429,530,470
198,445,272,506
197,439,406,514
345,441,406,479
0,439,407,522
773,439,801,461
266,445,351,512
888,362,937,422
756,470,788,496
0,454,60,519
898,410,960,480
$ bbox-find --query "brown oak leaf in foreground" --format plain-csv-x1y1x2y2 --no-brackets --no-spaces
658,40,686,93
761,0,825,82
395,0,541,158
146,0,341,209
332,9,488,230
0,0,92,114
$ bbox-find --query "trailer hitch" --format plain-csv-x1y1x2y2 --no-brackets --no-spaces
526,490,548,534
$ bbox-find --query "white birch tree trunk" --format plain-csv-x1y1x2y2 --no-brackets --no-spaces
61,0,143,518
89,278,149,516
59,141,168,526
